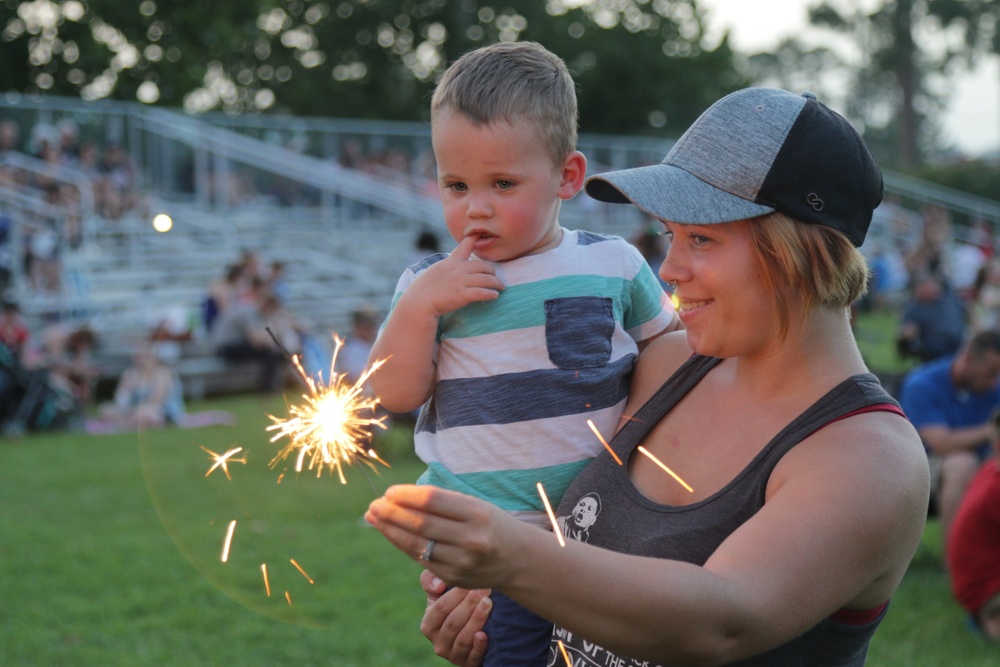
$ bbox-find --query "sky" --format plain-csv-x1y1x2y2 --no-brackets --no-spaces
698,0,1000,157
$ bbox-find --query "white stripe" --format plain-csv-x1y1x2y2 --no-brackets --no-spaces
415,403,625,474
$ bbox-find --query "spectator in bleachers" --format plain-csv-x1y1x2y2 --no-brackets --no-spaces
337,307,379,387
906,203,954,289
96,142,138,220
950,237,988,301
235,248,262,298
864,240,910,311
0,300,30,363
896,272,968,363
970,258,1000,333
201,263,242,332
38,323,99,410
409,229,441,267
210,279,289,393
899,330,1000,549
0,119,21,153
265,260,289,303
56,119,81,168
24,220,61,295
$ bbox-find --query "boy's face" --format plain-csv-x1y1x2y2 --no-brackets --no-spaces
432,110,583,262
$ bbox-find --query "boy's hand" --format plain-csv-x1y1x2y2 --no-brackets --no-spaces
409,235,504,316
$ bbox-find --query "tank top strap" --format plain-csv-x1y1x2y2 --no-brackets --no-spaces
608,355,901,474
608,354,722,459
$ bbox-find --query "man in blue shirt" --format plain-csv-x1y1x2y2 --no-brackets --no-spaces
900,330,1000,547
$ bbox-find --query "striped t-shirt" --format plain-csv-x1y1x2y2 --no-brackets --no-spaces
388,228,675,527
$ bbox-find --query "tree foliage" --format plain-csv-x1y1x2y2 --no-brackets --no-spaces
0,0,747,137
746,0,1000,168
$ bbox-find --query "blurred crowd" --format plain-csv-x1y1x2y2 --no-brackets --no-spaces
0,117,143,299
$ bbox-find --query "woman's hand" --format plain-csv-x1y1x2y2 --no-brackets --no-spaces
419,570,491,667
365,484,522,589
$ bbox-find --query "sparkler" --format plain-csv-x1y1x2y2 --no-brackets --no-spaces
201,446,247,480
537,482,566,547
220,520,237,562
266,335,389,482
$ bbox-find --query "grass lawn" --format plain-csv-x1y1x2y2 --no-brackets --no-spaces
2,316,998,665
1,393,443,667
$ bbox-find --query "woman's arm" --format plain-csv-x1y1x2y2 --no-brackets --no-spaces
367,413,928,665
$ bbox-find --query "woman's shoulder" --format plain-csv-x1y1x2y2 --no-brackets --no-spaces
630,331,692,397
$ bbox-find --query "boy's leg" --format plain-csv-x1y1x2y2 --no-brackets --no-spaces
481,591,553,667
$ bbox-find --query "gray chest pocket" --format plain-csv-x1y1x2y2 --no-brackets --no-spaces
544,296,615,369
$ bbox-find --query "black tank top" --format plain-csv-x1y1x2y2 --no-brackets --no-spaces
550,355,903,667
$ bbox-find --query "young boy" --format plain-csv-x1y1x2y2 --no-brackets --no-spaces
368,41,679,665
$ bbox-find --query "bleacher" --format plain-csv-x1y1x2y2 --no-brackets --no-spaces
2,95,999,399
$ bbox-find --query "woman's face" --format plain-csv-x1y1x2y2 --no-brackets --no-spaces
658,219,778,359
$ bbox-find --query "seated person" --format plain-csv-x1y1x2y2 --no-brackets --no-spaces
99,344,183,430
899,330,1000,546
947,411,1000,640
896,272,967,363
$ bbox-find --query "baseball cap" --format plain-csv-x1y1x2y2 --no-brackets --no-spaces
585,88,884,246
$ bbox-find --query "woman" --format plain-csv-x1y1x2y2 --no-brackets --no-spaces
366,88,929,666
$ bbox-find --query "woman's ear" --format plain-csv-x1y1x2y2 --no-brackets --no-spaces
557,150,587,200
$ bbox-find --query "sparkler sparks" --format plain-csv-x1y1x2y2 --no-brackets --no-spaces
201,446,247,480
290,558,314,584
586,419,622,466
537,482,566,547
261,563,271,597
557,640,572,666
267,337,389,482
221,520,237,562
637,445,694,493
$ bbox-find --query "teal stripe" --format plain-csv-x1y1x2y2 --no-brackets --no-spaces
625,264,669,330
418,460,593,512
440,275,629,339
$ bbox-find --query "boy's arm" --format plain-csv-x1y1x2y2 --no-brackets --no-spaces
369,236,504,412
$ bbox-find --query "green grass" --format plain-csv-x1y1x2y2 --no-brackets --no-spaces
1,394,444,667
3,335,999,665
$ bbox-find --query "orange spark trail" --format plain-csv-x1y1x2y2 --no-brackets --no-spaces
290,558,314,584
285,591,293,606
586,419,622,465
557,640,572,666
220,520,237,562
536,483,566,547
261,563,271,597
637,445,694,493
201,446,247,480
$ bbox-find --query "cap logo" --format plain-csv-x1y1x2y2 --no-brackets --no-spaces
806,193,825,211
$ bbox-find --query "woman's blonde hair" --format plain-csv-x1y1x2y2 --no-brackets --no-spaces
747,211,870,338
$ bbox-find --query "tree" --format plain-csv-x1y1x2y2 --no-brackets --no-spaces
0,0,746,136
747,0,1000,168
